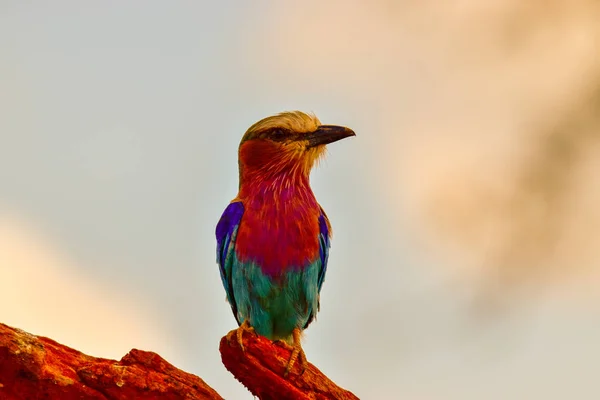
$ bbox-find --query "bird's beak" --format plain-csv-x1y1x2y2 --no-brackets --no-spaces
305,125,356,148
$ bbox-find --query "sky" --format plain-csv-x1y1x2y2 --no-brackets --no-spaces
1,1,599,398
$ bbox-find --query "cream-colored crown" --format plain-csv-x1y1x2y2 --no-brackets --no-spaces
242,111,321,142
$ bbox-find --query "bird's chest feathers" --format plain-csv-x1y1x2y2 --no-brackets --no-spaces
235,185,321,277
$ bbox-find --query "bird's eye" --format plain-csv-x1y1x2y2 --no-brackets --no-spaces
269,128,287,141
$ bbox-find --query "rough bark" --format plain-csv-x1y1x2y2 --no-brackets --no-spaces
220,331,359,400
0,322,223,400
0,321,358,400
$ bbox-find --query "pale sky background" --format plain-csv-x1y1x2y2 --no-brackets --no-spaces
1,1,600,399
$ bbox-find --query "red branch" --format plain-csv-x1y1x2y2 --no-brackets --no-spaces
220,332,359,400
0,322,223,400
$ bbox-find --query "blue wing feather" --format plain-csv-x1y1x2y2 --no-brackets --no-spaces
215,201,245,325
317,209,331,292
302,207,331,329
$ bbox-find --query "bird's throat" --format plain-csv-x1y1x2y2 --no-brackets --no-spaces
238,169,314,207
238,139,324,192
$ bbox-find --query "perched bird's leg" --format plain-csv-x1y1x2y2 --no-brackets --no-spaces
273,339,293,350
225,320,255,352
284,328,307,377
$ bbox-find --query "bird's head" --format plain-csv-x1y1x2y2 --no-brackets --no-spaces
237,111,355,186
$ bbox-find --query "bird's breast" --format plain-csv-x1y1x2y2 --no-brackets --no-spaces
234,187,321,277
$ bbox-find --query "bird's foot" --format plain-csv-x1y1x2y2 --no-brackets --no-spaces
225,320,255,352
284,328,308,377
273,339,294,351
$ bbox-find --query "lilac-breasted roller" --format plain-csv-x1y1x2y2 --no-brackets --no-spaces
215,111,355,375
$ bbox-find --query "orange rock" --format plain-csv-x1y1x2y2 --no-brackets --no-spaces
219,330,359,400
0,323,223,400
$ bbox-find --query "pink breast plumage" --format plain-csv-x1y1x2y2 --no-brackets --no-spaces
234,194,322,277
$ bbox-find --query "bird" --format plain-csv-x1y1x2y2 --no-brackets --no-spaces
215,111,355,376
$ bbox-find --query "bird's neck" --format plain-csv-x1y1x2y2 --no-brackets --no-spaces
236,140,320,205
238,168,316,206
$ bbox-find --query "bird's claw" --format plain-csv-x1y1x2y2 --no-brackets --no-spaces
284,348,307,377
283,328,308,377
273,339,294,351
226,320,255,352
